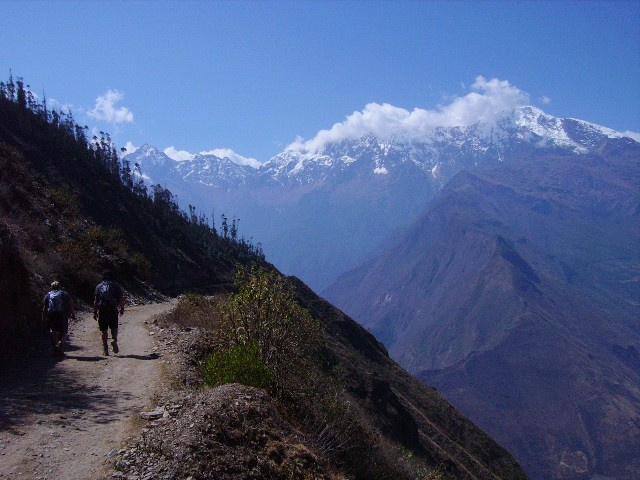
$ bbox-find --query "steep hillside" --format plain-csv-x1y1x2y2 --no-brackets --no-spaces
0,77,528,479
292,277,529,479
0,79,263,353
324,142,640,479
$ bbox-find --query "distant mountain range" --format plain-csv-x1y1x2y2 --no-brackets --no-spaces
324,138,640,479
126,106,636,292
127,105,640,480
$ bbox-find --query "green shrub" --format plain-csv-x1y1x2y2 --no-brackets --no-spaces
216,265,321,396
59,237,100,272
47,187,79,214
130,252,151,278
87,225,128,259
202,341,274,390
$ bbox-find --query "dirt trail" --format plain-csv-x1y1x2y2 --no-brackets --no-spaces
0,301,175,480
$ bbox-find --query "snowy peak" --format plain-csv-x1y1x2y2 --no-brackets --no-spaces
198,149,261,169
127,106,638,189
503,106,577,148
133,144,172,167
173,153,256,187
124,145,260,188
266,106,638,182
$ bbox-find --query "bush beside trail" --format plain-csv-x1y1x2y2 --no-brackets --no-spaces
122,266,450,480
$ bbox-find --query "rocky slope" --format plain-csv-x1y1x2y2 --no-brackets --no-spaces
113,384,341,480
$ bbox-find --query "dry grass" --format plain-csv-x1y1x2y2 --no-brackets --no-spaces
166,293,225,330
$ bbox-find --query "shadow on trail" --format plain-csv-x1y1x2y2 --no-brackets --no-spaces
66,355,106,362
116,353,160,361
0,343,134,432
62,344,85,352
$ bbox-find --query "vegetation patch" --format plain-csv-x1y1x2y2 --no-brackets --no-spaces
203,341,274,391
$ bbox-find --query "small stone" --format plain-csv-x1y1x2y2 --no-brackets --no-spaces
139,407,165,420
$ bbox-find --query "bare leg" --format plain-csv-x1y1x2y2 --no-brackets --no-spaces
102,330,109,355
111,328,119,353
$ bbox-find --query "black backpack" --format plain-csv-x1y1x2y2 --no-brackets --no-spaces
96,281,119,309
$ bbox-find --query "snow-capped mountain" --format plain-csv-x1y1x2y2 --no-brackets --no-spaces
130,106,635,189
261,106,636,184
125,106,638,290
126,145,259,189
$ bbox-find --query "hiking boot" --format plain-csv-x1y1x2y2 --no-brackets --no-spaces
103,345,109,356
111,340,119,354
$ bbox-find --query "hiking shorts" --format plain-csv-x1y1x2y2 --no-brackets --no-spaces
97,307,119,332
47,312,68,335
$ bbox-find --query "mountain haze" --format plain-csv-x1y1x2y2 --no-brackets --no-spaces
324,139,640,479
127,106,636,291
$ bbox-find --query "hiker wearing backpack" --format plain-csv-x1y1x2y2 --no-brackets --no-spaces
93,269,125,356
42,281,76,356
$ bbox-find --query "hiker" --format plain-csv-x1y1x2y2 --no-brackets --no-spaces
93,269,125,356
42,281,76,356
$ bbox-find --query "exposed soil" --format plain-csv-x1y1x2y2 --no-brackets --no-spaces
110,384,336,480
0,302,175,480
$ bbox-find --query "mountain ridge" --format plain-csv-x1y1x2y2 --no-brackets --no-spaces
323,140,640,480
126,106,638,291
129,105,638,187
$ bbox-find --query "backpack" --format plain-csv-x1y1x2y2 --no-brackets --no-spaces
47,290,65,313
96,281,119,309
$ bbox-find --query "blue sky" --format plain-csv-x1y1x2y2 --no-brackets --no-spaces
1,0,638,162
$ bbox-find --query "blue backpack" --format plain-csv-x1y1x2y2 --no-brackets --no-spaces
47,290,65,313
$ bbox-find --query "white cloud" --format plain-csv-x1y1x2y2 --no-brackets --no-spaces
201,148,261,168
48,97,76,114
623,131,640,142
287,76,530,152
88,90,134,124
122,141,139,155
540,96,552,105
164,146,195,161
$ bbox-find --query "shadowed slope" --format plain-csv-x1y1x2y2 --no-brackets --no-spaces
324,140,640,479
